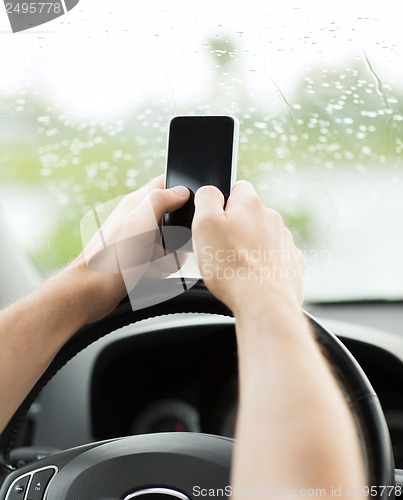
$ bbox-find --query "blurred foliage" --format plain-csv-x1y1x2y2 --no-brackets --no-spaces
0,55,402,275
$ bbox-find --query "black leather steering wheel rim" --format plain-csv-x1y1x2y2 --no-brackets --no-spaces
0,278,395,498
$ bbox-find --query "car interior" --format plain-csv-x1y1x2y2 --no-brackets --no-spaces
0,1,402,499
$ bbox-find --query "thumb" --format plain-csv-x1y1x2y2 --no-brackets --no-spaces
148,186,190,221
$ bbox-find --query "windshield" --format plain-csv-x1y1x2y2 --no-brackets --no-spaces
0,0,402,301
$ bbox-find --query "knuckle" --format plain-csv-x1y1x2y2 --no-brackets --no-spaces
266,208,284,225
193,212,218,232
241,192,262,210
118,192,136,208
148,188,165,203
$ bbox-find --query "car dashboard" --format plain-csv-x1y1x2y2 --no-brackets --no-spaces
15,302,403,472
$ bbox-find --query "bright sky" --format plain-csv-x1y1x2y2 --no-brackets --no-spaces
0,0,402,116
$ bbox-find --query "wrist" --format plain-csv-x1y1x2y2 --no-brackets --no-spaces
43,255,125,336
231,280,302,321
232,283,311,360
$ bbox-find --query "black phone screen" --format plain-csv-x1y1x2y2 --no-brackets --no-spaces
164,116,236,233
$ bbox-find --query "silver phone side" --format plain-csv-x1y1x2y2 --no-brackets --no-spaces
229,115,239,191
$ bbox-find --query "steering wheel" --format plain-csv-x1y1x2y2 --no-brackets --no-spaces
0,279,395,500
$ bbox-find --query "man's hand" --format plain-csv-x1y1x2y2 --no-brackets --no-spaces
192,180,303,315
193,181,365,497
58,175,190,325
0,176,189,432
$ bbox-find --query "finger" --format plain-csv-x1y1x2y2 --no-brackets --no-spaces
148,185,190,222
193,185,225,228
101,185,189,249
117,174,165,211
131,174,165,196
225,180,261,213
144,174,165,192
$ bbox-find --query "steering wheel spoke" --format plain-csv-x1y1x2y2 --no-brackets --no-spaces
2,433,232,500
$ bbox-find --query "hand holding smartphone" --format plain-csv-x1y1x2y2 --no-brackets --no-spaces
163,115,239,252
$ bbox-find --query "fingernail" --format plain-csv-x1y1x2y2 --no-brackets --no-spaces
172,185,189,197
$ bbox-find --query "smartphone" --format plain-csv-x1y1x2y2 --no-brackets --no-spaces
163,115,239,252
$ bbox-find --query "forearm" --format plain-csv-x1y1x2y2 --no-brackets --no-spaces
191,182,364,496
231,292,365,498
0,180,189,433
0,258,123,433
